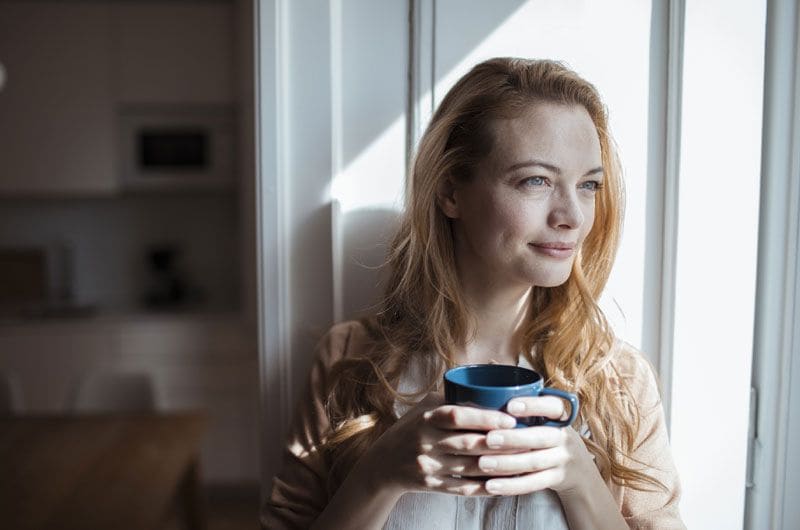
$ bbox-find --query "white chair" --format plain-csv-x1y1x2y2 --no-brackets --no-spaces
0,371,24,414
71,371,157,412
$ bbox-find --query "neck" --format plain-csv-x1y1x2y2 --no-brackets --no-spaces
455,273,532,366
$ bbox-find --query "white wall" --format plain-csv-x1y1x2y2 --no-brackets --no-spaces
256,0,410,484
332,0,408,321
257,3,771,527
430,0,653,354
259,0,663,485
669,1,766,529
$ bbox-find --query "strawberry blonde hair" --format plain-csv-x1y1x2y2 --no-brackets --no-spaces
324,58,665,494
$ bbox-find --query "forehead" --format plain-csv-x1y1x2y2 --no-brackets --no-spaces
485,102,602,172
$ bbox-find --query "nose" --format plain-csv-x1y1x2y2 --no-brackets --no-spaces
547,188,584,230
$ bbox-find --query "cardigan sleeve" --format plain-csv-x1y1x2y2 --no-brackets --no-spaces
260,322,360,529
613,346,686,530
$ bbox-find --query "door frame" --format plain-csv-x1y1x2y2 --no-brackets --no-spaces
745,0,800,528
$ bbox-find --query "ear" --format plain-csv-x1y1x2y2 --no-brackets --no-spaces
436,175,460,219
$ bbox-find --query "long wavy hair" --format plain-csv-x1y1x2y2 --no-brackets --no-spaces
323,58,665,494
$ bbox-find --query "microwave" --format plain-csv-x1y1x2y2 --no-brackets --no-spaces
118,104,235,190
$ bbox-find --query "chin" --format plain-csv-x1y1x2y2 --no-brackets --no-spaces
534,276,571,288
526,268,573,288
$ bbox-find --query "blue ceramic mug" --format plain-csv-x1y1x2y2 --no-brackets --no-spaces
443,364,579,428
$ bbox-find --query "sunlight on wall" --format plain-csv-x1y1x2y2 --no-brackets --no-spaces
329,1,653,336
669,1,765,528
329,116,406,214
329,115,407,320
431,0,653,351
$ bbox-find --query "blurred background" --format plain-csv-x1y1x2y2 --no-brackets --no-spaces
1,1,798,530
0,0,258,528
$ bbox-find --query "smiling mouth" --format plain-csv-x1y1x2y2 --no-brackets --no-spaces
529,242,575,259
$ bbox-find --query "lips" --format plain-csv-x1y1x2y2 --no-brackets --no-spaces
529,241,576,259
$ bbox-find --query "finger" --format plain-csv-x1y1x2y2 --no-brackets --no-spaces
477,447,567,476
485,468,566,496
484,425,567,451
434,432,488,455
417,453,494,480
434,431,540,456
506,396,568,420
436,454,486,477
421,475,493,496
425,405,517,431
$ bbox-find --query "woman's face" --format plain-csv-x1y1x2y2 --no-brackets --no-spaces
443,102,603,289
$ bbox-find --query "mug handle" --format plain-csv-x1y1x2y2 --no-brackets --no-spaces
538,388,579,427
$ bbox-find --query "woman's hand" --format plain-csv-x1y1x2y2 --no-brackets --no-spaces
360,393,519,497
476,395,596,496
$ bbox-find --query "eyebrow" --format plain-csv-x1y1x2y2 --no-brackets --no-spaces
506,159,604,177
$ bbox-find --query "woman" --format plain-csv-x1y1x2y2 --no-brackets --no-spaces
262,58,685,529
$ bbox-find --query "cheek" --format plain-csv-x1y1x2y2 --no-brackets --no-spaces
464,193,518,234
492,199,525,225
486,199,537,243
579,201,597,239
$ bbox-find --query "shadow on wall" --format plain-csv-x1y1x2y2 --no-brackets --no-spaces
262,0,529,488
332,0,527,321
341,207,402,320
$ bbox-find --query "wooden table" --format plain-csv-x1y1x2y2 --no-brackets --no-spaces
0,413,207,530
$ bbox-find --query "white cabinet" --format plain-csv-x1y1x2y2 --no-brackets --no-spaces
111,2,234,104
0,1,235,196
0,2,116,195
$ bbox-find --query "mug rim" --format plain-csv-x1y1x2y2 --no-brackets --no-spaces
443,363,542,391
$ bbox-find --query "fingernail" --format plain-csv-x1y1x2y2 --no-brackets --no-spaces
486,480,504,494
508,400,525,413
499,415,516,429
479,457,497,471
486,432,504,448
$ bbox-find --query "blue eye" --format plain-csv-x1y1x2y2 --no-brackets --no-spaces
522,176,547,187
579,180,603,192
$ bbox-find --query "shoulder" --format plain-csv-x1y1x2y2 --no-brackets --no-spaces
316,320,373,366
606,340,663,410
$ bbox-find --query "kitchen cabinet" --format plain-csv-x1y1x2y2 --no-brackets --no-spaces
111,2,234,105
0,2,116,195
0,0,235,196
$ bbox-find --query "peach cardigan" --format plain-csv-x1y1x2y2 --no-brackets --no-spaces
261,321,686,529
